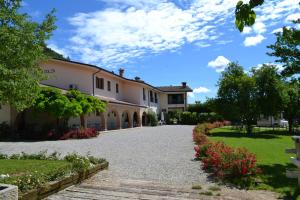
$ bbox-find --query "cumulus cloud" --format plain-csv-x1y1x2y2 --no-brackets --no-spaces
255,62,284,72
208,56,230,72
243,35,265,47
188,86,210,99
286,13,300,22
48,43,69,58
66,0,243,67
54,0,299,67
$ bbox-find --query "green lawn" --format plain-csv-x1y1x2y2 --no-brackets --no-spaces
0,159,71,176
209,126,299,198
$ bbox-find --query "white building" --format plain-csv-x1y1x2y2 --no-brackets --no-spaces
0,59,192,130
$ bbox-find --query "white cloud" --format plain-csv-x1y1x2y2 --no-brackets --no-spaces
286,13,300,22
208,56,230,72
55,0,299,67
47,43,69,58
271,27,283,34
253,22,266,34
243,35,265,47
188,86,210,99
242,27,252,35
67,0,243,67
194,87,210,93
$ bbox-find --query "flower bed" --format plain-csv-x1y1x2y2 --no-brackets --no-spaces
0,151,108,199
193,122,260,187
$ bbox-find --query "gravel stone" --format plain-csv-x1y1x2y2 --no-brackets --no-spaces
0,125,209,186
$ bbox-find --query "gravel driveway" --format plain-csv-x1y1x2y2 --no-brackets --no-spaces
0,125,209,186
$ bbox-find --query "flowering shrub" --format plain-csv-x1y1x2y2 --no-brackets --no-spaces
192,122,260,187
59,128,98,140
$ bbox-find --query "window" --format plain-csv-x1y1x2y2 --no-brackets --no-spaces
150,91,153,102
116,83,119,93
107,81,111,91
154,93,158,103
168,94,184,104
143,88,146,100
96,77,104,89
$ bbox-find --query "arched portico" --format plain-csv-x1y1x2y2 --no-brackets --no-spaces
133,111,140,127
142,112,147,126
107,110,120,130
121,111,131,129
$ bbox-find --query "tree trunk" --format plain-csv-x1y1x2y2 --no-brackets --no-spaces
288,118,294,134
80,115,86,128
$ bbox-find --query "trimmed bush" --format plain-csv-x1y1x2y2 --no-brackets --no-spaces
192,122,260,187
147,112,158,126
59,128,98,140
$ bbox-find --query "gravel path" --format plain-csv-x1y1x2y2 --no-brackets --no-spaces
0,125,209,186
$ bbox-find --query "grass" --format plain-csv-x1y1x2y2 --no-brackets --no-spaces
192,184,202,190
0,160,71,176
209,126,299,199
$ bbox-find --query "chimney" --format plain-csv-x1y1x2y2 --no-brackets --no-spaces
135,76,141,81
119,68,125,77
182,82,187,88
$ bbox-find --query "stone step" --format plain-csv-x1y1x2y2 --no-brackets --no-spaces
47,179,213,200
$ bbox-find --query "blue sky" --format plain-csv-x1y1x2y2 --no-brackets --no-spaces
21,0,299,102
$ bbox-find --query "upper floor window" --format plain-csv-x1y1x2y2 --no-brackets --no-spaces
96,77,104,89
143,88,146,100
116,83,119,93
168,94,184,104
150,91,153,102
107,81,111,91
154,93,158,103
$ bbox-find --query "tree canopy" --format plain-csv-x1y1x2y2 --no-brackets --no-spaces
267,20,300,77
0,0,56,111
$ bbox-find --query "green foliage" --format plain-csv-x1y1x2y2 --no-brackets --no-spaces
267,19,300,77
0,0,56,111
66,89,106,127
216,63,257,133
188,101,212,113
282,79,300,133
252,64,285,118
0,152,106,192
147,112,158,126
44,46,69,60
34,87,81,123
235,0,264,32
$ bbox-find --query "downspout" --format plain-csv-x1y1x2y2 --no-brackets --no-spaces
92,69,102,96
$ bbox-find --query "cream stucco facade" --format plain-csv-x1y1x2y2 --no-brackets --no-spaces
0,59,192,130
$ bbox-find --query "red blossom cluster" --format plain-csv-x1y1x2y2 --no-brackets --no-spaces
192,122,260,183
59,128,98,140
202,142,259,178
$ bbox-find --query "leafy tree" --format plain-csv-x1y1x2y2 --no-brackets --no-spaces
33,87,81,128
66,90,106,128
267,19,300,77
282,79,300,133
252,64,284,125
0,0,56,111
188,101,212,113
216,62,257,133
44,46,70,60
235,0,264,32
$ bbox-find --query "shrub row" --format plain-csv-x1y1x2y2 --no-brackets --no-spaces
193,122,260,187
46,128,99,140
166,111,224,125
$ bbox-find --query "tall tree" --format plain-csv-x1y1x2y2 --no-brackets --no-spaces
267,19,300,77
0,0,56,111
252,64,284,125
217,62,257,134
282,79,300,133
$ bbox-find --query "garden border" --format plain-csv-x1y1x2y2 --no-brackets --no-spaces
19,161,109,200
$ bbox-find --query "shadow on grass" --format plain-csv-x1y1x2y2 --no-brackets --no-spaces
209,131,281,139
258,163,300,200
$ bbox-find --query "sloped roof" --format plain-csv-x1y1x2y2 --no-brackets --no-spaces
156,85,193,92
